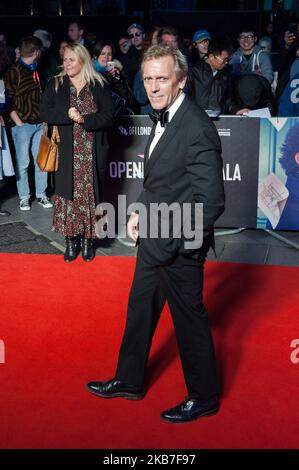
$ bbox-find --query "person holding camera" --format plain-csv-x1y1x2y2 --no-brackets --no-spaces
92,40,136,114
275,21,299,100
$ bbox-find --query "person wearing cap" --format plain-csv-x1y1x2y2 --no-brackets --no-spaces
127,23,144,51
192,29,211,62
120,23,145,87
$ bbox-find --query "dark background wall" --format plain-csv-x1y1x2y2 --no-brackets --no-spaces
0,10,269,48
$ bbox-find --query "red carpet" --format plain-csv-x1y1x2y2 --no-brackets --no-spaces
0,253,298,449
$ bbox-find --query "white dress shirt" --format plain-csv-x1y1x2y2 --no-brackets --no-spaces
149,92,185,158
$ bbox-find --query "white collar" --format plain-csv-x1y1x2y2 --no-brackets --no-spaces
166,92,185,123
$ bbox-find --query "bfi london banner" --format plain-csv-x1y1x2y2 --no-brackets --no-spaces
106,116,146,213
106,115,299,231
105,115,260,229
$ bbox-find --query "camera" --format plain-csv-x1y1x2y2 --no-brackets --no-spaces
288,23,298,38
107,61,115,71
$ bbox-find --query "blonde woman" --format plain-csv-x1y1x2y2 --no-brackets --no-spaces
40,43,114,262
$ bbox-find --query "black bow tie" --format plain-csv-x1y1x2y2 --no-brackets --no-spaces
148,109,169,127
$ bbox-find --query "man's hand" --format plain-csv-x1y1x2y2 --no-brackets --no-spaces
95,205,108,239
107,67,120,80
284,31,297,48
10,111,23,126
236,108,250,116
127,212,139,242
68,107,77,119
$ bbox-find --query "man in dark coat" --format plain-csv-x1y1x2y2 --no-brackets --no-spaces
188,36,234,115
86,45,225,423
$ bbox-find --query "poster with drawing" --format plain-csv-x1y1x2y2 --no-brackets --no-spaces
257,118,299,230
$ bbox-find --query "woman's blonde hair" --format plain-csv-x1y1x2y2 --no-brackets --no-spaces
54,42,106,90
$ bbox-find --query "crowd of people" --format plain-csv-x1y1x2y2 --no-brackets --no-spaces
1,15,299,423
1,17,299,261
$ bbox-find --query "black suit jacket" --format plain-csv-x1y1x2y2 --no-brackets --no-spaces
135,96,225,266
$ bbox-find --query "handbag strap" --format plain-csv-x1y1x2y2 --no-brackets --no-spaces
42,123,60,144
51,125,60,143
42,123,48,136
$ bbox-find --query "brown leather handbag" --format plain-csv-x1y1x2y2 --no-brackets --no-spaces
37,124,60,172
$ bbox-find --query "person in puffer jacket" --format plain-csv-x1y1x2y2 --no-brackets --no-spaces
230,27,274,84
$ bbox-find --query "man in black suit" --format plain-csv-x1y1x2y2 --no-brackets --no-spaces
86,45,225,423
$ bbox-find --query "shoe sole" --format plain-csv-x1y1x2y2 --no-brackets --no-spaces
64,252,79,262
160,407,219,424
20,207,31,211
85,385,145,400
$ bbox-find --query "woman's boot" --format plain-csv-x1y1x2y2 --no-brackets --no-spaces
64,237,79,262
81,237,95,262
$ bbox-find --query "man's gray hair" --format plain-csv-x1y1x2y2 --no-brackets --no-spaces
141,44,188,81
33,30,52,49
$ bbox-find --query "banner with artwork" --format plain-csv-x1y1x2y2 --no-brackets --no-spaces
257,118,299,231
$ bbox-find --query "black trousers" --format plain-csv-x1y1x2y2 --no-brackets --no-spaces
115,252,219,399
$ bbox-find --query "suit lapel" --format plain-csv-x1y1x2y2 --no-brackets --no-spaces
144,97,190,182
144,124,156,166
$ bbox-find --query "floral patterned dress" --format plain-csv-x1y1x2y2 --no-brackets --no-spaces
53,84,97,239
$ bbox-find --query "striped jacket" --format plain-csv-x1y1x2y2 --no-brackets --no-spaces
4,61,41,126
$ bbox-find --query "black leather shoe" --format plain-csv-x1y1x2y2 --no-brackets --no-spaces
64,237,79,262
86,379,145,400
0,209,10,216
81,238,95,262
161,396,219,423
